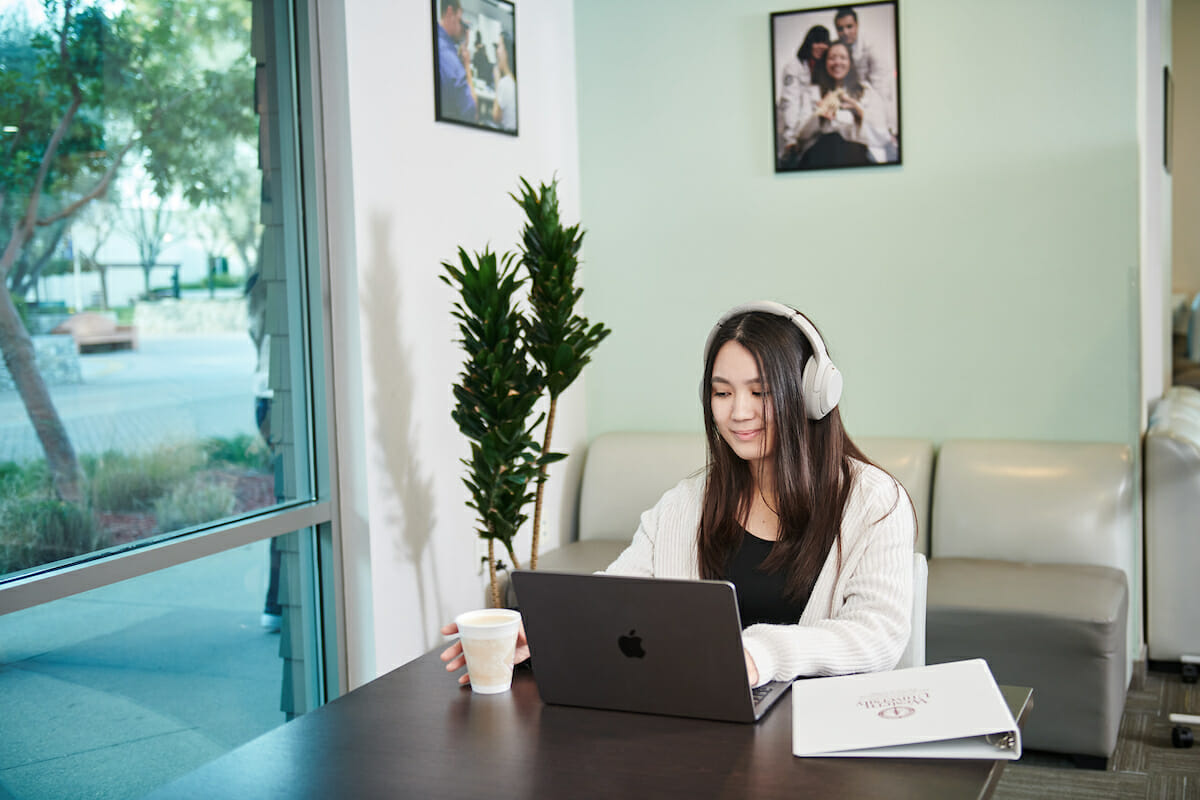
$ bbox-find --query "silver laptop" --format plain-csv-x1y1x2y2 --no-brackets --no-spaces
510,570,792,723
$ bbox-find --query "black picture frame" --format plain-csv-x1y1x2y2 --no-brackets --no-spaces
431,0,518,136
771,1,901,173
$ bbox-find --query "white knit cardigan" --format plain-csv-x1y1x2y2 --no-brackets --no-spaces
602,461,915,685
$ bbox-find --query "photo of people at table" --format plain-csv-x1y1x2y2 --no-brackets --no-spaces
772,2,899,171
433,0,518,135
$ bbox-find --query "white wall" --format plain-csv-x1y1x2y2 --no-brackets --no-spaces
1141,0,1172,418
321,0,586,686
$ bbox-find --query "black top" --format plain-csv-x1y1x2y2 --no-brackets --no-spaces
724,528,811,628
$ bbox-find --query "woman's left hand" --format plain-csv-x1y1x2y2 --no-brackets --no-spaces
744,648,759,686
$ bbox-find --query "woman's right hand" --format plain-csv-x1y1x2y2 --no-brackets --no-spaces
439,621,531,687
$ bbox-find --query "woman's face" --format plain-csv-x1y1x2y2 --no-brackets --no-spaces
710,340,775,470
825,44,851,81
496,39,509,71
811,41,829,62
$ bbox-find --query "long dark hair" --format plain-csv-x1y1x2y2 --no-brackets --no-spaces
698,310,869,602
796,25,830,64
817,41,865,100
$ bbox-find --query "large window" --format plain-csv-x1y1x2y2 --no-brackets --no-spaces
0,0,339,796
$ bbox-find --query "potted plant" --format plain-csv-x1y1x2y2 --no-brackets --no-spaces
512,178,610,569
442,247,545,607
443,177,609,605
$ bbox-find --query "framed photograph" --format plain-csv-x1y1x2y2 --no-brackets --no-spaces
432,0,518,135
770,1,901,173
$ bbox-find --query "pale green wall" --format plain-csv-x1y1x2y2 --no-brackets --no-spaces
575,0,1140,446
1174,0,1200,293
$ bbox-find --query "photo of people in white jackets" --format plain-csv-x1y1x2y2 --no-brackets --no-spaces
772,2,900,171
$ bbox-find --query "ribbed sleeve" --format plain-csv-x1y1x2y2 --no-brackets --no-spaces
602,462,914,685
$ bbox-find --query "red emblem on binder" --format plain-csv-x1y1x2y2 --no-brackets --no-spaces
878,706,916,719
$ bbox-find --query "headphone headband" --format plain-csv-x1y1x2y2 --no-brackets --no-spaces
703,300,843,420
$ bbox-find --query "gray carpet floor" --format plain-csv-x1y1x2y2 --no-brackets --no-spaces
994,666,1199,799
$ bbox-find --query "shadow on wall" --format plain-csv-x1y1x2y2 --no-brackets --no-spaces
362,213,440,645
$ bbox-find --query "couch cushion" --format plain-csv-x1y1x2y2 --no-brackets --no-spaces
930,440,1133,576
576,432,707,542
536,539,631,574
927,558,1128,757
576,432,934,546
928,558,1128,621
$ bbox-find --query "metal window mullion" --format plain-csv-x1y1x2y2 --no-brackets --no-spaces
298,0,348,698
0,501,331,615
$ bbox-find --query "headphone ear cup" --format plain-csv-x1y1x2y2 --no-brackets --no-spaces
823,363,844,416
802,357,843,420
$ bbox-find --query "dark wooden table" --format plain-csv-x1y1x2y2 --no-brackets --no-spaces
148,651,1032,799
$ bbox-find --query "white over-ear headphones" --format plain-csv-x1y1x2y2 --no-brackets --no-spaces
703,300,843,420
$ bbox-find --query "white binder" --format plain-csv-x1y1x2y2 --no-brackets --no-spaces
791,659,1022,759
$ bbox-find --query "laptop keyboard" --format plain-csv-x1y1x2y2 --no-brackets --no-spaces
751,684,773,706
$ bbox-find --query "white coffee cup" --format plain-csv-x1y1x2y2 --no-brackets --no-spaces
454,608,522,694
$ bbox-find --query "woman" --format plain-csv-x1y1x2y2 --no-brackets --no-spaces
776,25,831,154
491,32,516,132
442,301,914,687
784,41,890,169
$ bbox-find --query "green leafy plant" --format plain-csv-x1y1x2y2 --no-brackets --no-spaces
513,178,611,569
442,247,557,607
444,178,610,603
153,474,236,530
202,434,271,470
0,493,108,575
86,443,207,512
0,459,49,492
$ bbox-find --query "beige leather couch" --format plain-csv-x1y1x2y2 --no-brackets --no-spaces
527,432,1133,764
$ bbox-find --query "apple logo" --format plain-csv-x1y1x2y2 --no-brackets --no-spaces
618,629,645,658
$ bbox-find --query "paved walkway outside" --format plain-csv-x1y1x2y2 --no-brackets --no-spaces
0,541,285,800
0,335,288,799
0,335,258,463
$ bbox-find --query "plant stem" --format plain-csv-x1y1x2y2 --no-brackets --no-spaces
488,539,500,608
530,394,557,571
